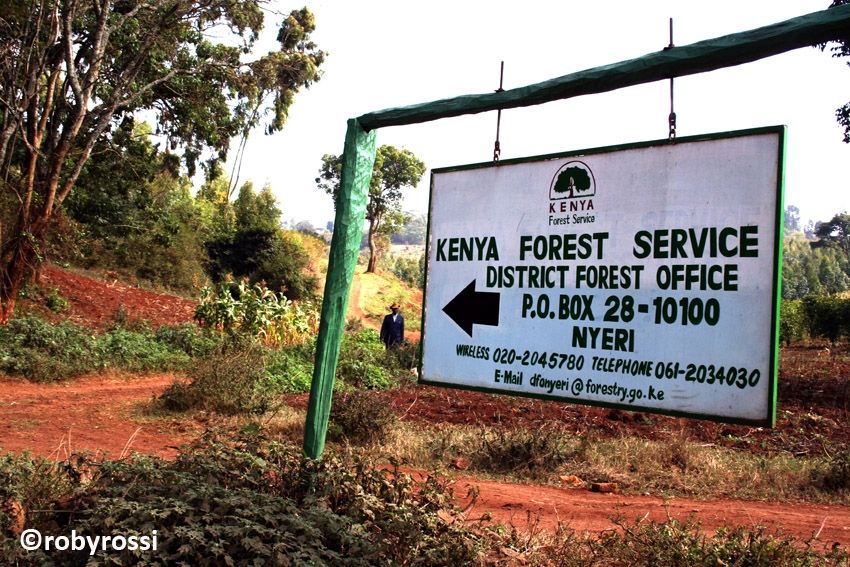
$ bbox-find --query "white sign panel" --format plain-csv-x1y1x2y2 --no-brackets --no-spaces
421,128,784,425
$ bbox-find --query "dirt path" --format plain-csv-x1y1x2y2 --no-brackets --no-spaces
0,374,194,459
1,374,848,547
453,477,850,547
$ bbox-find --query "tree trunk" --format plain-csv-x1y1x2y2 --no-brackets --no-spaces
0,235,37,324
366,219,378,273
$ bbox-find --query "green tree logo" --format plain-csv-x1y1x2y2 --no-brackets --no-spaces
550,161,595,200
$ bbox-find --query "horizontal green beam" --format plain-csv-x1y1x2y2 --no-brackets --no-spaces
358,4,850,130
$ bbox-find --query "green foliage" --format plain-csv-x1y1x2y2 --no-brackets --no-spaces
336,330,393,389
785,205,802,233
203,183,317,300
96,328,190,373
195,279,318,346
780,296,850,344
391,213,427,245
0,437,484,566
0,316,209,381
812,449,850,493
318,145,426,271
66,125,209,291
153,323,220,358
783,233,850,299
779,299,808,344
383,252,425,289
265,343,316,393
45,287,70,313
160,343,273,415
0,317,98,381
0,0,325,320
803,295,850,344
572,517,848,567
330,390,398,445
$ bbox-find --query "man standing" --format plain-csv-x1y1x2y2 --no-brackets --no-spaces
380,302,404,349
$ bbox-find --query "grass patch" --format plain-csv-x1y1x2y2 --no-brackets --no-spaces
357,269,422,330
374,421,850,504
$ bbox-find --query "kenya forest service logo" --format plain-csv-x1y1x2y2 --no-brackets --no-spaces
549,160,596,200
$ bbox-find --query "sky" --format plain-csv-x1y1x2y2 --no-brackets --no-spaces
225,0,850,229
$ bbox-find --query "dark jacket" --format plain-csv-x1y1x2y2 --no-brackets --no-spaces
380,313,404,347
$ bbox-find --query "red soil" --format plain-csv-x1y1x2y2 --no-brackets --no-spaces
1,265,849,547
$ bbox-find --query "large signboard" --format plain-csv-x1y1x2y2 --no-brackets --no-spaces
420,127,784,425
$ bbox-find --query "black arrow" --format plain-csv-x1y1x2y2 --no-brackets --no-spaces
442,280,500,337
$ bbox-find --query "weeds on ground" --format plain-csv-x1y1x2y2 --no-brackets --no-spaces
329,390,397,445
472,424,578,480
0,435,485,566
159,341,274,415
500,516,850,567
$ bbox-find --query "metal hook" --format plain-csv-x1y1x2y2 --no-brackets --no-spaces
665,18,676,140
494,61,504,162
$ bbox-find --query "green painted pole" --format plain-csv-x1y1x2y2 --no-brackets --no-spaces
304,118,376,459
357,4,850,130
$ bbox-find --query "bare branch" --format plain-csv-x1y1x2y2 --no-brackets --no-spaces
62,0,82,99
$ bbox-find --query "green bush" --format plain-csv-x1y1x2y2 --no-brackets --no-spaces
0,437,484,566
153,323,219,357
780,296,850,344
0,316,218,381
336,330,393,389
812,449,850,493
265,343,315,393
0,316,97,381
97,328,190,372
779,299,807,344
803,296,847,344
160,343,274,415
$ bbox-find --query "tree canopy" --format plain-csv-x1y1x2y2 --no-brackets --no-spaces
822,0,850,141
0,0,324,321
317,145,425,273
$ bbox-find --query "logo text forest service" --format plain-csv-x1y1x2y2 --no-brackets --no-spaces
549,160,596,214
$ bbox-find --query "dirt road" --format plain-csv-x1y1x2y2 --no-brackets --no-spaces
0,374,848,547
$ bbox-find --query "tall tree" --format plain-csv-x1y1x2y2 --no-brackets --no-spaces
317,145,425,273
813,212,850,256
821,0,850,141
784,205,802,234
0,0,324,322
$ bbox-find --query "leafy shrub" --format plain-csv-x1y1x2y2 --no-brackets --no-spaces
160,343,274,415
97,328,190,372
329,390,397,445
45,287,70,313
382,253,425,289
803,295,848,344
265,343,315,393
0,316,214,380
532,517,850,567
336,329,393,389
388,339,420,372
779,299,807,344
471,424,576,479
0,316,97,381
154,323,219,357
195,279,318,346
0,437,484,566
